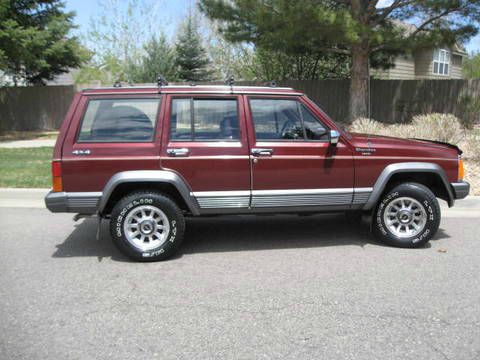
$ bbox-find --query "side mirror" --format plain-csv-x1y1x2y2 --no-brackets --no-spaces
330,130,341,146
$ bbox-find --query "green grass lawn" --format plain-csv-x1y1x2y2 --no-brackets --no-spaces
0,147,53,188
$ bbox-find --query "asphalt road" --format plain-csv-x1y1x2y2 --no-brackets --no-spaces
1,205,480,360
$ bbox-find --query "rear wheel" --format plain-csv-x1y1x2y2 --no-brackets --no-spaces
373,183,440,248
110,191,185,261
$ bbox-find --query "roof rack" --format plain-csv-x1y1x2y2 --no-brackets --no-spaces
157,75,168,91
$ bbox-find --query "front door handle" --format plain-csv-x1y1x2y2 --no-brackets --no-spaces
167,148,190,157
72,149,91,156
251,148,273,157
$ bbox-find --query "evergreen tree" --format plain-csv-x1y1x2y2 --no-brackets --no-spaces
0,0,87,85
129,34,177,83
200,0,480,121
175,14,213,82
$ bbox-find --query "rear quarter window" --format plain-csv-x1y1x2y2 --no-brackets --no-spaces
77,98,160,142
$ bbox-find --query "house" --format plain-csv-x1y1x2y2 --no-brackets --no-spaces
373,21,467,80
373,45,467,80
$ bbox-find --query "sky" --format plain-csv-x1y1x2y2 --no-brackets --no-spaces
65,0,480,54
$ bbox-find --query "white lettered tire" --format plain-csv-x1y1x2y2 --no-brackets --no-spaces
373,183,440,248
110,192,185,261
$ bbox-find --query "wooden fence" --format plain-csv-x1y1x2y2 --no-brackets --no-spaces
0,85,75,132
1,80,479,132
272,79,480,124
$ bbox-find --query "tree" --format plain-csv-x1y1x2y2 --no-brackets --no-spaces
0,0,87,85
200,0,480,121
175,14,213,82
128,34,177,83
463,52,480,79
75,0,161,84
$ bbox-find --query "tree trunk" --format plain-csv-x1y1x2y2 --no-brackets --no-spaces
349,0,371,123
349,44,370,123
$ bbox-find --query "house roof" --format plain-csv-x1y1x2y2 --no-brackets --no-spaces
393,20,467,56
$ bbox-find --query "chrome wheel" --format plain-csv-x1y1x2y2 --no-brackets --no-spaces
123,205,170,251
383,197,427,238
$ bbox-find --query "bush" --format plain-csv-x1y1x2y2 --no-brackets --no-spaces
410,113,464,145
349,118,386,134
350,114,464,145
463,134,480,161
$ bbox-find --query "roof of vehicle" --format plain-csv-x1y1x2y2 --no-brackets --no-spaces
81,84,304,96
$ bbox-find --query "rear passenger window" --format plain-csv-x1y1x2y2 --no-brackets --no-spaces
78,98,159,142
250,99,328,141
170,98,239,141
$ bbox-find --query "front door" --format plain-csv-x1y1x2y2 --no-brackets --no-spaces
160,94,251,212
245,96,355,210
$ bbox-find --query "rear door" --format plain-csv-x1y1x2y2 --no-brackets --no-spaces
160,94,251,212
245,95,355,209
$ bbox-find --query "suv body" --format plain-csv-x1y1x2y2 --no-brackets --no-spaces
45,85,470,261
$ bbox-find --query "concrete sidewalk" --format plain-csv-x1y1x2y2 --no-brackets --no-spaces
1,188,479,216
0,139,56,148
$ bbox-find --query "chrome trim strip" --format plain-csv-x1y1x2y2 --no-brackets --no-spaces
192,188,374,210
196,196,250,209
252,193,353,208
161,155,250,160
354,187,373,193
192,191,250,197
251,188,354,196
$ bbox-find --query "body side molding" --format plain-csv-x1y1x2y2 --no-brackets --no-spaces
98,170,200,215
362,162,454,210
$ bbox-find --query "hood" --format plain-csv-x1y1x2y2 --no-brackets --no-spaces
348,133,461,157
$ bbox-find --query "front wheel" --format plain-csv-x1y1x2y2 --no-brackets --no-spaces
110,192,185,261
373,183,440,248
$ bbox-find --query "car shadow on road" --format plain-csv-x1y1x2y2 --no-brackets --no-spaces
52,213,451,262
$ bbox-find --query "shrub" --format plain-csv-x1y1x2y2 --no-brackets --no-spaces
462,133,480,160
410,113,464,144
349,118,386,134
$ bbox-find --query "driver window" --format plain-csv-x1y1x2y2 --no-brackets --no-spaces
250,98,327,141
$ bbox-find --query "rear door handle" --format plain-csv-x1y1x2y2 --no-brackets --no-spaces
167,148,190,157
251,148,273,157
72,149,91,156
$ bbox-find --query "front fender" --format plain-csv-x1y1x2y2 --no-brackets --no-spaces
362,162,454,210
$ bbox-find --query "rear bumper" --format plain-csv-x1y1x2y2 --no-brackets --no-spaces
451,181,470,200
44,191,102,214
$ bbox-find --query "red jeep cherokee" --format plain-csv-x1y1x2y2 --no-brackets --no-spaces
45,84,470,261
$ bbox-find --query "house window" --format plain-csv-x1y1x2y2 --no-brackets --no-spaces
433,49,450,76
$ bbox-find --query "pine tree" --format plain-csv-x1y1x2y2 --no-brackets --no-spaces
200,0,480,121
128,34,177,83
0,0,87,85
175,14,213,82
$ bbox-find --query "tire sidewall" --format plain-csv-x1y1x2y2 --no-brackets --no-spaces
375,184,439,247
111,193,184,260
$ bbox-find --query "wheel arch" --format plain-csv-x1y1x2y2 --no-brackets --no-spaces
362,162,454,210
98,170,200,216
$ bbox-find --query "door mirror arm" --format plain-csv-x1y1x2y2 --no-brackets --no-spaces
329,130,341,146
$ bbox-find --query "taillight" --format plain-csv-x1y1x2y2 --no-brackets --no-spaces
458,157,464,181
52,161,63,192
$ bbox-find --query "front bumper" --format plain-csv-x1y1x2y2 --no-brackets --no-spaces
44,191,102,214
451,181,470,200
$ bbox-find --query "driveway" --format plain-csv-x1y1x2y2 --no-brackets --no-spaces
1,194,479,359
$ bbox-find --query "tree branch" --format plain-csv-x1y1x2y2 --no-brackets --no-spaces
408,7,462,38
